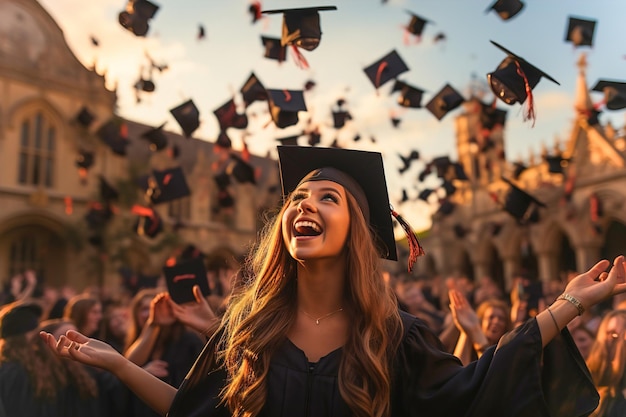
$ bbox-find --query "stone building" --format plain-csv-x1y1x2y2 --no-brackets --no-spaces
416,54,626,291
0,0,280,292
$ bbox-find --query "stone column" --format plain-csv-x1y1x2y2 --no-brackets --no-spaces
502,256,520,292
537,251,557,282
575,245,601,273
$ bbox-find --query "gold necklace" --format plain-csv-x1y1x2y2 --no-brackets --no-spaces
301,307,344,325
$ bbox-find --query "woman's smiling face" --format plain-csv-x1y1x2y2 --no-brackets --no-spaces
282,179,351,261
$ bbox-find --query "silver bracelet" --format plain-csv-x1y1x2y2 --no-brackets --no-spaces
556,293,585,316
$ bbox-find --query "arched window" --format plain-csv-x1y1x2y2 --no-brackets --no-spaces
18,111,56,187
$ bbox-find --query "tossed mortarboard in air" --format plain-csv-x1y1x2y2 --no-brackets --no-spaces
363,50,409,91
76,150,95,170
392,80,425,108
304,79,316,91
215,188,236,212
261,35,288,63
390,116,402,128
485,0,524,21
215,131,232,149
99,176,119,203
97,120,129,156
75,106,95,128
135,76,155,93
441,180,457,196
267,89,307,128
214,98,248,131
332,110,352,129
565,16,597,48
131,205,162,238
479,100,507,132
84,202,114,230
197,24,206,40
591,80,626,110
431,156,451,178
169,99,200,138
142,166,191,205
586,108,601,125
249,1,263,23
425,84,464,121
545,154,570,174
141,123,168,151
501,177,546,224
162,257,211,304
277,146,425,271
487,40,559,123
214,171,231,190
276,135,300,146
240,72,267,107
418,188,434,201
404,10,431,39
227,154,256,184
398,150,420,174
118,0,160,37
400,189,410,203
261,6,337,51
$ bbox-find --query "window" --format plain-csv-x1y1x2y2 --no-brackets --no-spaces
8,234,42,279
18,111,56,187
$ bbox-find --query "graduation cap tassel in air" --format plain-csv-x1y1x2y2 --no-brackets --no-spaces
131,205,160,237
290,45,309,69
390,205,425,272
515,61,536,126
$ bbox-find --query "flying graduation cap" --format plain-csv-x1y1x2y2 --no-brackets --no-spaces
425,84,464,120
131,205,163,238
487,40,559,124
141,123,168,151
261,36,288,63
142,166,191,205
261,6,337,51
75,106,95,128
170,99,200,138
545,154,570,175
404,10,431,42
213,98,248,131
485,0,524,21
118,0,160,37
240,72,268,107
363,50,409,91
500,178,546,224
565,16,597,48
97,119,129,156
267,89,307,128
591,80,626,110
391,80,425,108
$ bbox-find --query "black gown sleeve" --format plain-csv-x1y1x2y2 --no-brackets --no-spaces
392,311,599,417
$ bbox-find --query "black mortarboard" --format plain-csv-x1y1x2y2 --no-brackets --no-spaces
431,156,452,178
214,98,248,131
144,166,191,205
214,171,231,190
215,131,232,149
452,162,469,181
118,0,159,37
276,135,300,146
141,123,168,151
565,16,597,48
398,150,420,174
485,0,524,21
591,80,626,110
135,77,155,93
131,205,163,238
227,154,256,184
97,120,129,156
75,106,95,128
84,203,114,229
278,146,397,261
240,72,267,107
169,99,200,138
216,189,235,211
501,178,546,224
436,199,455,216
545,154,570,174
488,40,559,106
418,188,434,201
332,110,352,129
267,89,307,128
262,6,337,51
480,101,507,131
425,84,464,120
261,36,288,62
441,180,456,196
512,161,528,179
99,176,119,202
0,302,42,338
76,151,95,170
363,50,409,90
392,80,425,108
405,10,431,37
162,257,211,304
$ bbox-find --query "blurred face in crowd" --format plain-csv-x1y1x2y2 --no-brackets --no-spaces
481,306,508,345
570,326,594,359
107,306,129,339
137,295,153,328
84,302,103,336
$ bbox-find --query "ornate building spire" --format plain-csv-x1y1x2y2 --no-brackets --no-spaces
574,53,593,114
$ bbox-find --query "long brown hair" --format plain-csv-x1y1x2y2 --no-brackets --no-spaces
586,309,626,417
213,188,402,417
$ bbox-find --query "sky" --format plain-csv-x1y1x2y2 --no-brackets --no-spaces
37,0,626,231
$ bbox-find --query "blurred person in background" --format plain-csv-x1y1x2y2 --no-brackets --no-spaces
63,294,103,339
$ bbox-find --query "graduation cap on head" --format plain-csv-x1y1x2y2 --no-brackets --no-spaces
277,146,425,271
75,106,95,128
162,257,211,304
143,166,191,205
487,40,559,122
501,178,546,224
392,80,425,108
363,50,409,91
227,154,256,184
141,123,168,151
214,98,248,131
131,205,162,238
276,135,300,146
0,302,43,338
591,80,626,110
240,72,267,107
99,176,119,203
425,84,464,120
261,35,288,63
565,16,597,48
545,154,570,174
485,0,524,21
262,6,337,51
267,89,307,128
405,10,431,38
169,99,200,138
118,0,160,37
97,120,129,156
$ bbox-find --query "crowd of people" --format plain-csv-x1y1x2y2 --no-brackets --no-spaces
1,146,626,416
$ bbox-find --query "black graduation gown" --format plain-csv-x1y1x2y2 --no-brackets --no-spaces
0,362,65,417
168,310,599,417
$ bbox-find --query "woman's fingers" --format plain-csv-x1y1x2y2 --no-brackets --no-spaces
193,285,204,304
65,329,90,344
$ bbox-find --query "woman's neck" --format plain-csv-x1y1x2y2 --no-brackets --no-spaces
296,258,346,315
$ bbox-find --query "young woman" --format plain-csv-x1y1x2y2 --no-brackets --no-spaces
41,146,626,417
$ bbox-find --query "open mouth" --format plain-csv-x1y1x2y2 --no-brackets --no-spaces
294,220,322,237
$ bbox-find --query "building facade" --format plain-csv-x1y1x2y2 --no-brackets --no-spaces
0,0,280,292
